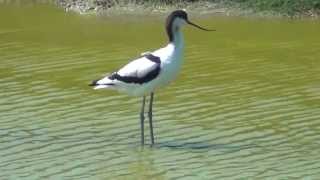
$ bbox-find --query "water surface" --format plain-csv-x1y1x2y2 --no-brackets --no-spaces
1,4,320,179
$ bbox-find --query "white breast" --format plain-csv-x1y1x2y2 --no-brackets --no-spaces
153,43,184,88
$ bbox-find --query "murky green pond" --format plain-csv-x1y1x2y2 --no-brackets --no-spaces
1,3,320,179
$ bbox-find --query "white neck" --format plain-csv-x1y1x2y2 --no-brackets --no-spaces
172,30,184,50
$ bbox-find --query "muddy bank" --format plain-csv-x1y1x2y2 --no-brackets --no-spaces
56,0,319,18
56,0,251,17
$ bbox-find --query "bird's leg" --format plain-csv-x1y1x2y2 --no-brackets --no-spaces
140,96,146,145
148,92,155,145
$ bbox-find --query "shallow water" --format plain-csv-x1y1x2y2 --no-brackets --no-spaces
1,3,320,179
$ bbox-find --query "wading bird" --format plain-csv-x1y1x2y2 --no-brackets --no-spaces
89,10,214,145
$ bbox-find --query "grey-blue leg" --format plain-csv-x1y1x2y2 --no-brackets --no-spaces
140,96,146,145
148,92,155,145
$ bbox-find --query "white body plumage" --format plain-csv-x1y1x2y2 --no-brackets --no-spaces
92,21,185,96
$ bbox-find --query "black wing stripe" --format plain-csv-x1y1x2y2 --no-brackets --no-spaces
144,54,161,64
109,54,161,84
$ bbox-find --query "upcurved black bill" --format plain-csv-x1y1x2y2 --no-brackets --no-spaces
187,20,215,31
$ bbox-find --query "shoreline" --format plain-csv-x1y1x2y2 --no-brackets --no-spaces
56,0,320,19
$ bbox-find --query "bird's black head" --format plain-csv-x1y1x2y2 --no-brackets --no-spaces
165,10,215,42
167,10,188,22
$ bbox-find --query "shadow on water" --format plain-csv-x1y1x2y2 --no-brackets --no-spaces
153,141,260,152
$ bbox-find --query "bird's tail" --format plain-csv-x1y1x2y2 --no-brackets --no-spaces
89,78,115,90
89,79,99,86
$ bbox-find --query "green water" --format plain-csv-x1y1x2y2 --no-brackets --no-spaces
1,3,320,179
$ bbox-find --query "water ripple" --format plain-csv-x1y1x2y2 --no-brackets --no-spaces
1,9,320,180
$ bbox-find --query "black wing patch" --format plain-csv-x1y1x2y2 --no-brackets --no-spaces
109,54,161,84
144,54,161,64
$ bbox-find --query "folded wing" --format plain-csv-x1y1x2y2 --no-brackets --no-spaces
93,54,161,87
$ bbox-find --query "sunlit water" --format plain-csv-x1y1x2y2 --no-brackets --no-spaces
1,3,320,179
